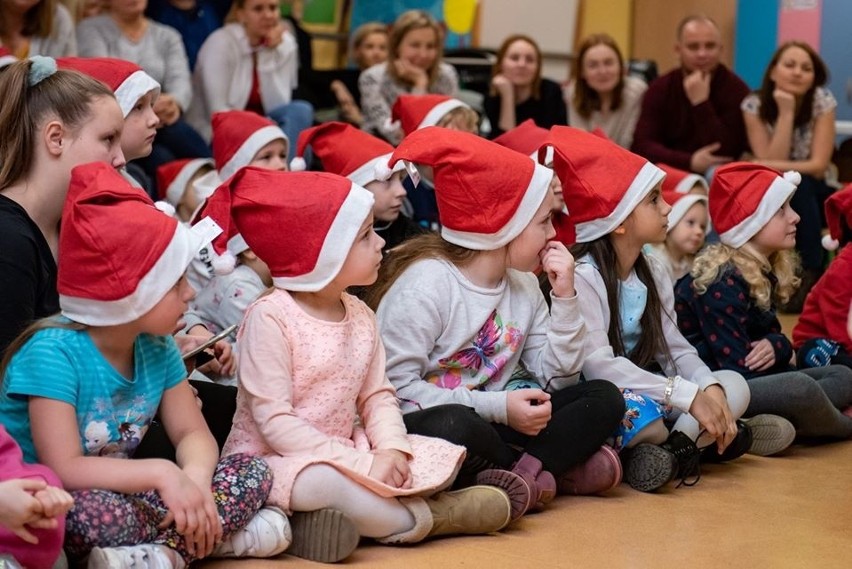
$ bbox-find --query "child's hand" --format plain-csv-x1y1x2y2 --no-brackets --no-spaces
540,241,575,298
0,478,47,544
507,389,552,436
33,485,74,519
701,385,737,453
745,339,776,371
688,390,728,445
369,449,412,489
197,339,237,377
157,467,222,558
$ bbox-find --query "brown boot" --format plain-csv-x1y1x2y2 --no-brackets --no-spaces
425,485,512,538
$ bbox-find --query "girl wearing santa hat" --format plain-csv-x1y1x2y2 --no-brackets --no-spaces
549,127,758,493
201,167,512,563
644,189,709,285
370,128,625,521
156,158,216,223
676,163,852,441
0,57,126,357
793,184,852,369
0,163,286,567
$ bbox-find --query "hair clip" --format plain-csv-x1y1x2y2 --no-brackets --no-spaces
28,55,57,87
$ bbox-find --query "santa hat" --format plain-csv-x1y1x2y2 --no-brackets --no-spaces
56,57,160,117
546,126,665,243
196,168,374,291
376,127,551,250
157,158,214,207
664,189,707,232
289,121,404,186
493,119,553,165
211,110,287,181
709,163,800,248
58,162,221,326
391,94,470,135
658,163,708,195
822,183,852,250
0,47,17,68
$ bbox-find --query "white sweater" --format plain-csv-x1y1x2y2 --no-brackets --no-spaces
377,258,585,425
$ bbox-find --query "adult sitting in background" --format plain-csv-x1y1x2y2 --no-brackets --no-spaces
632,15,750,175
484,34,567,138
146,0,231,70
742,41,837,312
76,0,211,194
0,0,76,58
188,0,313,160
566,33,646,149
359,9,458,145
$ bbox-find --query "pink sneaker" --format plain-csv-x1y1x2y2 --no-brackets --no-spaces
558,445,622,495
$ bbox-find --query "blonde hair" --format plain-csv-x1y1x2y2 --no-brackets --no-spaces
351,21,388,68
436,106,479,133
387,10,444,87
690,243,800,311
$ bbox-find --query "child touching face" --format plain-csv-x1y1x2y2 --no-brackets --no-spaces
200,167,512,562
676,164,852,441
370,128,625,521
0,163,284,566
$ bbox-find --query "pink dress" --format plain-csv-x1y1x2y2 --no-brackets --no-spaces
222,290,465,512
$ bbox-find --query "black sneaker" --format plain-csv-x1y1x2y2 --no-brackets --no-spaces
621,444,678,492
700,420,753,463
661,430,701,487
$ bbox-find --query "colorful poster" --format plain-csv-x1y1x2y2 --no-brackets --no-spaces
778,0,822,46
350,0,475,48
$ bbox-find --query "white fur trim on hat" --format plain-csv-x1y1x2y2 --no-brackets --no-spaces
420,99,469,129
441,163,553,250
166,158,214,207
0,55,16,68
220,125,287,181
228,233,249,256
674,173,708,194
60,220,220,326
348,152,405,187
535,146,554,166
574,162,665,243
114,69,161,117
272,184,375,292
667,195,707,232
719,175,798,248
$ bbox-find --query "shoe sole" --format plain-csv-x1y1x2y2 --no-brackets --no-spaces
624,444,677,492
745,415,797,456
288,509,360,563
475,469,533,520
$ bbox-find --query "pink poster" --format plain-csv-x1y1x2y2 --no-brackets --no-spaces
778,0,822,47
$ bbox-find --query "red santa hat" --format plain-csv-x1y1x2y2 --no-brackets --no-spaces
391,94,470,135
709,163,800,248
197,168,374,291
211,110,287,181
545,126,665,243
822,183,852,250
664,189,707,233
493,119,553,165
156,158,214,207
0,47,17,68
56,57,160,118
376,127,551,250
58,162,221,326
289,121,404,186
658,163,708,195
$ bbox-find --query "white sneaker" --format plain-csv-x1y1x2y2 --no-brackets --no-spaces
87,544,181,569
213,507,291,558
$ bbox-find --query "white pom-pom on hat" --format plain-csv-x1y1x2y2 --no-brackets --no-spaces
822,233,840,251
290,156,307,171
153,200,177,218
211,251,236,275
783,170,802,186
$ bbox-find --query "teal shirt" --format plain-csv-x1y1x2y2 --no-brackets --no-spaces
0,324,186,463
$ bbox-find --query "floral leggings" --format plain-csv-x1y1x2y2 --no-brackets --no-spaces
64,453,272,564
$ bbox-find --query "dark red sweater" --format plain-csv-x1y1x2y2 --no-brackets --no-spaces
631,65,750,171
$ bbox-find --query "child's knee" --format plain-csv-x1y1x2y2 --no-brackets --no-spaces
714,370,750,418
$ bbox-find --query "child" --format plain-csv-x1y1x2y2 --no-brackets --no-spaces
644,190,709,285
793,184,852,368
657,163,708,196
676,163,852,440
291,121,424,252
156,158,216,222
392,94,479,136
0,424,73,569
330,22,389,126
57,56,162,197
550,127,764,493
0,163,285,566
203,167,511,563
370,128,625,521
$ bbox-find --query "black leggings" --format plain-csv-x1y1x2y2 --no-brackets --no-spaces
402,379,624,483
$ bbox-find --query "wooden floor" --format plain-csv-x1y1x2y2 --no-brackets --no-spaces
201,441,851,568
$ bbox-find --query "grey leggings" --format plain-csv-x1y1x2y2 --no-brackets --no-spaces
745,365,852,439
